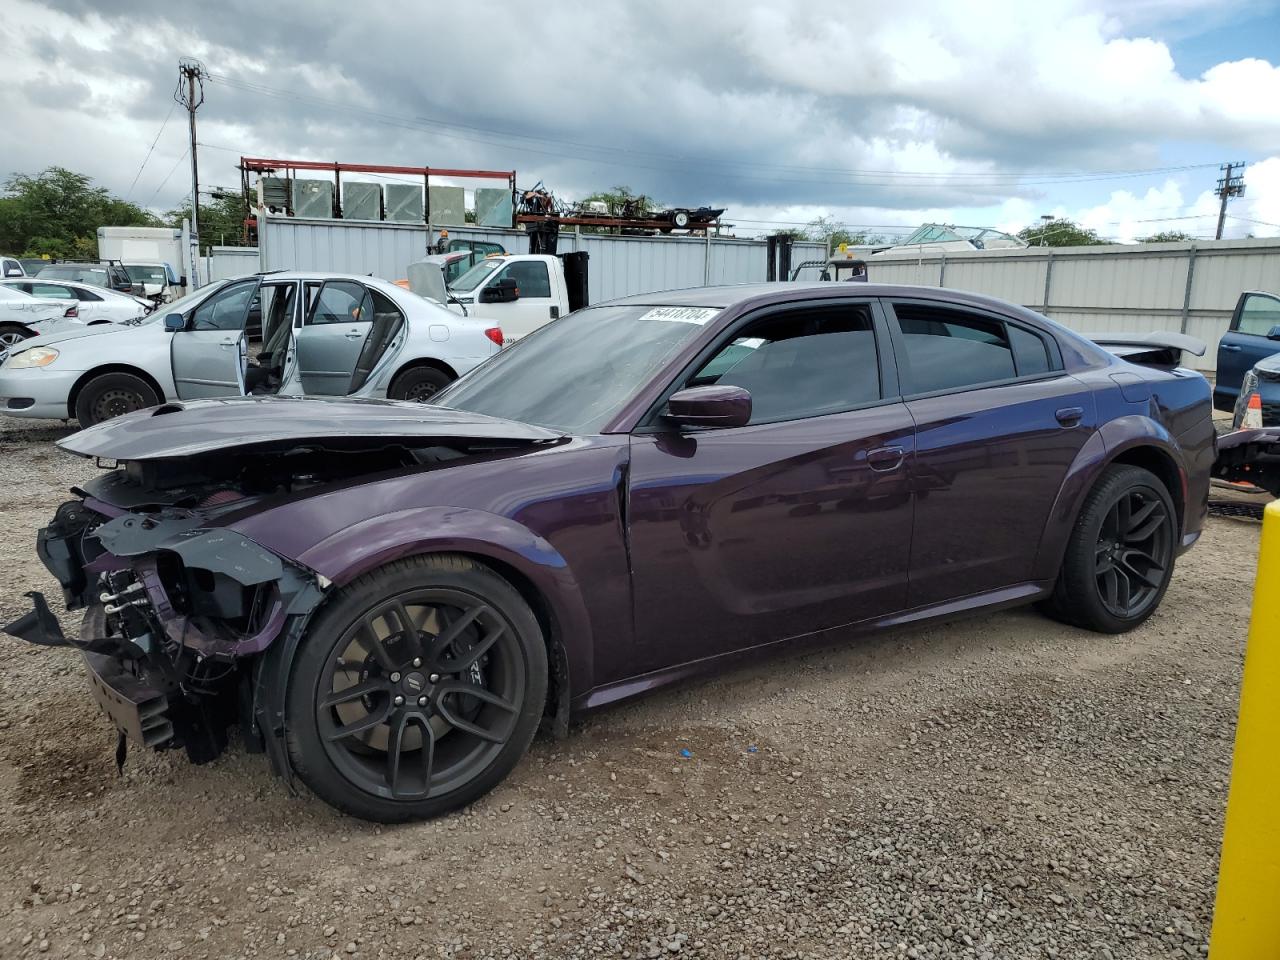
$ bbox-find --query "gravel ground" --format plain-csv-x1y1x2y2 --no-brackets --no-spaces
0,414,1262,960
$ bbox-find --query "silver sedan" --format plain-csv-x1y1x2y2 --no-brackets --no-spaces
0,272,503,426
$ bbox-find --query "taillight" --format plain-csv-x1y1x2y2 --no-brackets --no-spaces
64,305,78,318
484,327,504,347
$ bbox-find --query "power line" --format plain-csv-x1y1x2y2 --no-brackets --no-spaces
125,102,177,201
205,71,1223,188
147,148,190,205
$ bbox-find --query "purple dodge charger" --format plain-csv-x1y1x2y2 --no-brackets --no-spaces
6,283,1215,821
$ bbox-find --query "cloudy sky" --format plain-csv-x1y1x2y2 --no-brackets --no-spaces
3,0,1279,242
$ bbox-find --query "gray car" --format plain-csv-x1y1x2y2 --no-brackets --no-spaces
0,272,503,426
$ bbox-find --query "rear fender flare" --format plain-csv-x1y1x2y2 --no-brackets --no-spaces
1032,417,1182,581
294,505,594,705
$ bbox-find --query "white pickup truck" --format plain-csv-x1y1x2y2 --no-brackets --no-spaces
444,253,587,341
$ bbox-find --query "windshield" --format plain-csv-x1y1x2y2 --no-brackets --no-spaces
434,303,720,433
449,258,504,293
125,264,168,283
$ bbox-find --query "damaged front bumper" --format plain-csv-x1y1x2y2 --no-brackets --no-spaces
4,494,325,769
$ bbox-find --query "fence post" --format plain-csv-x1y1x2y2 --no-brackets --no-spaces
1210,500,1280,954
704,231,711,285
1042,250,1055,313
939,253,947,287
1180,245,1198,335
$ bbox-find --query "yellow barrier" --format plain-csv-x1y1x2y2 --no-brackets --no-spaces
1210,499,1280,957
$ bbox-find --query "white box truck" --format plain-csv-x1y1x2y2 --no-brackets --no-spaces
96,226,186,296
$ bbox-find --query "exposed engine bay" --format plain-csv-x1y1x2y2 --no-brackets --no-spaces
4,411,561,774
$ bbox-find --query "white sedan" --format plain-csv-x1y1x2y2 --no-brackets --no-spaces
0,277,151,324
0,271,504,426
0,286,78,363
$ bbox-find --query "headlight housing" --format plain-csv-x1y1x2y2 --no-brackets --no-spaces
5,347,60,369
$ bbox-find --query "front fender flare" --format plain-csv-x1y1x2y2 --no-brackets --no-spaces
293,505,595,705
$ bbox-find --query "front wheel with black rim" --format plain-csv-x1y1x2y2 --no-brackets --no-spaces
73,371,160,426
1040,464,1177,633
387,365,453,403
285,554,547,822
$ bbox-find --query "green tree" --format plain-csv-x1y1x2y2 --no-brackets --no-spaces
580,185,660,217
802,215,873,249
0,167,159,258
1016,218,1108,247
166,191,250,252
1139,230,1194,243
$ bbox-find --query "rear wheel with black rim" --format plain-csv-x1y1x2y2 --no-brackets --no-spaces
1040,464,1177,633
73,371,160,426
285,554,547,822
388,366,453,403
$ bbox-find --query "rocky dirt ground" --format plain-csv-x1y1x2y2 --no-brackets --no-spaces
0,414,1264,960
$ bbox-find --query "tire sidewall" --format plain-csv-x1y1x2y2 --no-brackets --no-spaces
388,366,452,403
1062,465,1177,633
74,372,159,426
285,557,547,822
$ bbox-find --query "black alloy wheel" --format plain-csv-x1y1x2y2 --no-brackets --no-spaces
316,589,524,800
286,555,546,822
1039,463,1178,634
1093,486,1173,619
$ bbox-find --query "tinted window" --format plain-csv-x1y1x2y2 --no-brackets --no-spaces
73,287,104,302
27,283,76,300
1238,294,1280,337
689,306,879,424
190,279,258,331
895,305,1017,393
1009,324,1052,375
497,260,551,298
2,259,20,276
309,281,372,325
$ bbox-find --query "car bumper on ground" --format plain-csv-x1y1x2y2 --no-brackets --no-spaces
0,366,82,419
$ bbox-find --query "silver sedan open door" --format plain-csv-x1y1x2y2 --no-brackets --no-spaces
294,280,374,395
170,277,260,399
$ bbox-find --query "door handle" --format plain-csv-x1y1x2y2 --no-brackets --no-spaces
1055,406,1084,426
218,339,236,349
1220,344,1242,352
866,446,905,472
344,330,363,339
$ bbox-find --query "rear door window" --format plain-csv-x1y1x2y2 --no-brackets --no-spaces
308,281,371,325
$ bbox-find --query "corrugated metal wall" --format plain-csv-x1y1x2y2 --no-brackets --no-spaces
867,239,1280,371
202,246,260,282
259,217,825,302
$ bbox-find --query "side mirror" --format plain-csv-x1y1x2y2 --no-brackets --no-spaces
479,278,520,304
1267,325,1280,341
163,313,186,333
664,385,752,428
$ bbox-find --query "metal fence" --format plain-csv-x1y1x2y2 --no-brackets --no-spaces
256,217,825,303
866,238,1280,371
201,246,261,283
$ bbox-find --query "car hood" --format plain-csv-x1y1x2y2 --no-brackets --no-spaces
15,319,145,349
59,395,564,461
1254,351,1280,375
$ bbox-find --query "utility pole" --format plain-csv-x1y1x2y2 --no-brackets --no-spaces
1215,162,1247,240
176,59,207,287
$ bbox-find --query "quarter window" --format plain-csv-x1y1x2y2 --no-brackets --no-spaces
29,283,75,300
687,305,880,424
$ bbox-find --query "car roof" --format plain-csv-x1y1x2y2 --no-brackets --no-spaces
0,276,140,297
600,281,1049,320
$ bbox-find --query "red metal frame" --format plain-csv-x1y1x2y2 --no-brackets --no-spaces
240,157,515,186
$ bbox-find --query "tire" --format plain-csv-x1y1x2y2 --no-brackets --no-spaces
0,323,33,363
285,554,547,822
74,371,160,427
1040,464,1177,634
387,365,453,403
672,210,690,228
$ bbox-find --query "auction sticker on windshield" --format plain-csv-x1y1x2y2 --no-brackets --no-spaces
640,306,720,324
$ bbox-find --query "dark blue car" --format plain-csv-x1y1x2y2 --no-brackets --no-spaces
1215,290,1280,414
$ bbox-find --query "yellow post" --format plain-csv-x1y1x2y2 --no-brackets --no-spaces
1211,499,1280,957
